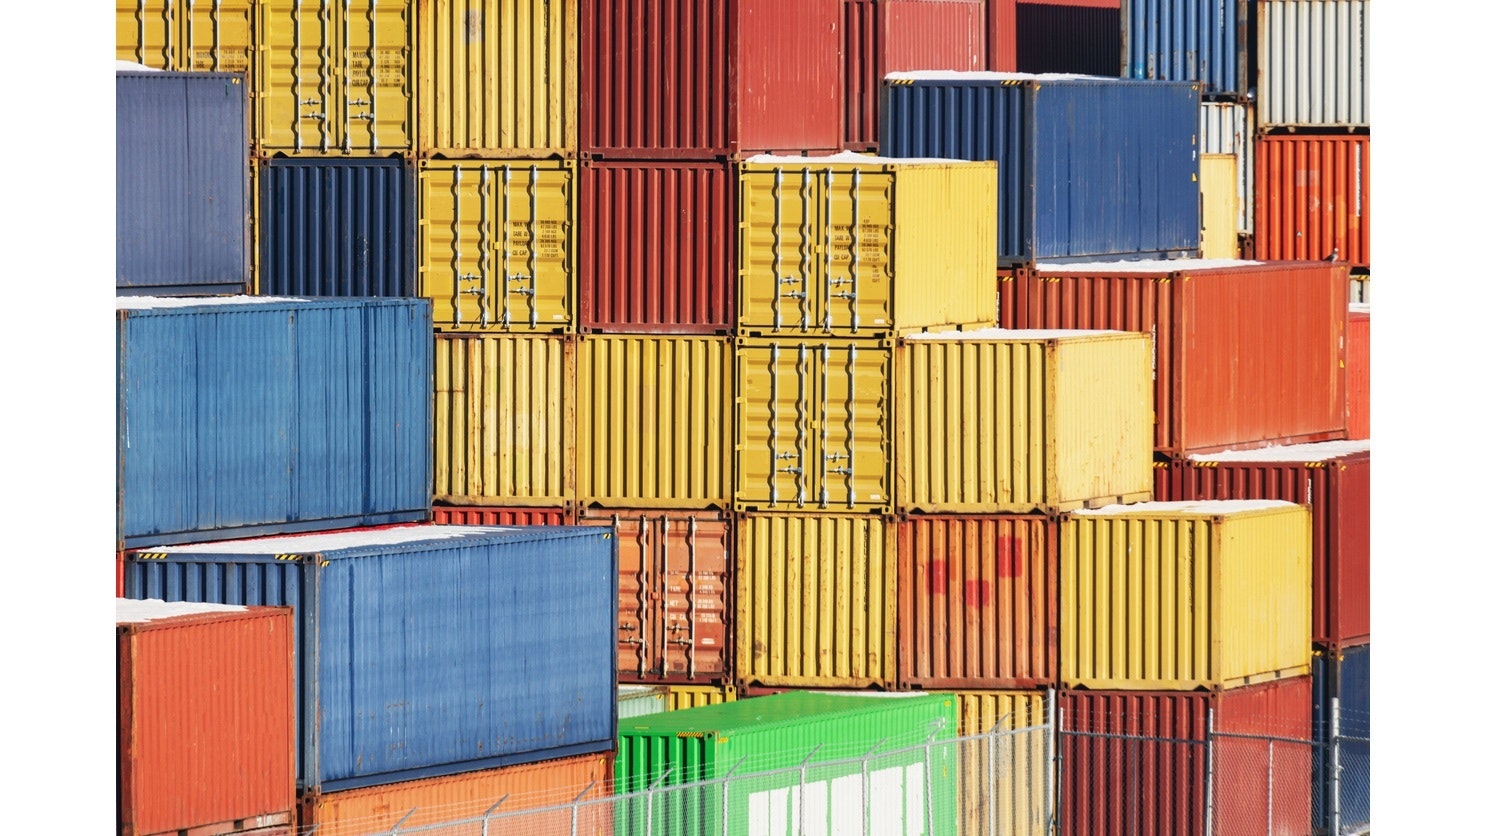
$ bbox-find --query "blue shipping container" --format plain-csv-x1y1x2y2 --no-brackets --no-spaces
125,525,619,792
1311,644,1370,833
259,158,417,297
1122,0,1249,98
117,71,250,295
117,297,432,548
880,72,1201,265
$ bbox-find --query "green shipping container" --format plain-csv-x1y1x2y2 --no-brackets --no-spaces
616,691,959,835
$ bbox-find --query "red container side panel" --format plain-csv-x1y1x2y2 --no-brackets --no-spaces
1256,135,1370,268
579,161,735,333
1211,678,1314,836
843,1,880,150
431,505,572,526
1346,309,1369,439
736,2,844,155
986,0,1018,70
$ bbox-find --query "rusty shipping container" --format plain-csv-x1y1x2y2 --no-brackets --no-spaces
580,509,732,684
578,336,732,509
1157,441,1370,650
1062,500,1313,691
735,513,896,688
117,0,254,73
433,334,575,506
1255,134,1370,268
298,752,611,836
580,0,842,158
579,160,735,334
1060,678,1314,836
896,329,1153,514
431,505,571,525
1000,259,1348,455
1346,304,1369,438
897,516,1058,689
118,600,295,836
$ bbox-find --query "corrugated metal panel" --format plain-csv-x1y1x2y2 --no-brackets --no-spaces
1061,502,1313,690
117,0,254,72
735,513,896,688
737,159,999,337
577,337,732,509
579,161,735,333
953,690,1049,836
579,509,732,683
1255,134,1370,268
1257,0,1369,128
125,526,619,793
419,159,576,332
1312,645,1369,832
579,0,842,157
431,505,571,525
117,298,433,548
257,158,415,296
619,686,671,719
117,72,250,295
897,517,1058,688
433,334,574,506
118,605,295,836
299,752,611,836
986,0,1017,70
880,75,1200,265
843,0,880,150
1200,102,1254,233
1016,3,1120,75
255,0,414,155
1122,0,1247,96
895,332,1153,513
735,339,893,514
417,0,576,157
665,685,738,710
1346,307,1369,439
1200,154,1240,258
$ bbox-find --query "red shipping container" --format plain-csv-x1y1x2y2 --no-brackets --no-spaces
843,0,985,151
1346,304,1369,438
1060,678,1312,836
999,260,1348,455
1154,442,1371,650
431,505,572,526
580,0,843,158
987,0,1018,70
897,515,1057,689
1256,134,1370,268
118,600,295,836
579,160,735,333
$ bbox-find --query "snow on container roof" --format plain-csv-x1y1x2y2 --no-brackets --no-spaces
1350,303,1370,314
116,60,163,72
1187,440,1371,463
117,295,310,310
1039,258,1266,272
117,598,248,624
158,525,520,554
885,71,1113,82
904,327,1124,341
744,151,981,166
1073,499,1297,516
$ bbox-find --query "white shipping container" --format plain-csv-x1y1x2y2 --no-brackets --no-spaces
1257,0,1369,129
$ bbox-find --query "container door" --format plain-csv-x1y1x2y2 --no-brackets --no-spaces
736,343,816,508
117,0,175,68
1199,154,1239,259
654,514,729,681
813,342,891,511
340,0,413,153
738,168,819,335
818,168,894,335
258,0,336,153
182,0,254,73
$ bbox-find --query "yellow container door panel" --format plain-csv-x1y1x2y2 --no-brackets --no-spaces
818,169,894,335
258,0,336,153
341,0,413,154
118,0,175,67
183,0,254,72
735,343,815,509
738,169,818,334
1200,153,1240,259
814,342,891,512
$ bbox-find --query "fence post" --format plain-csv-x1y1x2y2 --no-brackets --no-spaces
570,781,595,836
798,744,823,835
722,758,746,836
1204,707,1215,836
861,738,888,835
646,766,673,836
1267,739,1274,836
479,796,507,836
388,808,416,835
926,718,945,836
1331,697,1341,836
1046,687,1057,836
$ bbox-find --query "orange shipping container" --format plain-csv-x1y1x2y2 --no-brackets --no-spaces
1255,134,1369,268
1346,304,1369,439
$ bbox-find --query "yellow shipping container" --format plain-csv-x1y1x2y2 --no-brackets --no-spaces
1200,153,1240,259
578,336,732,510
664,685,738,711
433,334,574,506
1061,500,1313,691
735,513,896,688
737,155,999,338
418,0,577,157
256,0,413,155
896,329,1154,514
117,0,254,73
419,159,576,332
951,690,1051,836
735,338,892,514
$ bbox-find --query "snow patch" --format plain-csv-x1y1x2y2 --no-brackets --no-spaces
159,525,522,555
744,151,985,167
1187,440,1371,463
905,327,1126,341
1040,258,1266,273
117,598,248,624
118,295,310,310
885,71,1113,82
1073,499,1298,516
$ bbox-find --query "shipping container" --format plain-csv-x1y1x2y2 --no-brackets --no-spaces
1200,154,1240,258
1161,440,1370,650
1346,304,1369,438
1060,678,1313,836
417,0,577,158
843,0,986,151
298,752,611,836
579,160,735,333
117,297,432,549
419,159,576,332
1200,101,1254,233
433,334,574,506
880,72,1201,265
1000,259,1348,454
1311,644,1369,834
616,692,958,834
431,504,571,525
119,600,295,836
619,685,671,720
578,337,733,509
1122,0,1248,97
736,513,897,688
737,154,1000,338
255,0,413,155
1257,0,1370,129
666,685,739,711
124,525,618,792
953,689,1050,836
986,0,1018,70
580,0,843,157
1255,134,1370,267
896,330,1153,514
117,0,254,73
1016,2,1120,75
1061,500,1313,691
117,72,250,296
579,509,732,684
735,339,893,513
257,158,416,296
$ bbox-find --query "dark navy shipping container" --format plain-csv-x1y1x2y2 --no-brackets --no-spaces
1312,644,1370,834
117,297,432,548
124,525,619,792
1122,0,1249,98
880,72,1201,265
258,158,417,297
116,71,250,295
1018,4,1120,77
